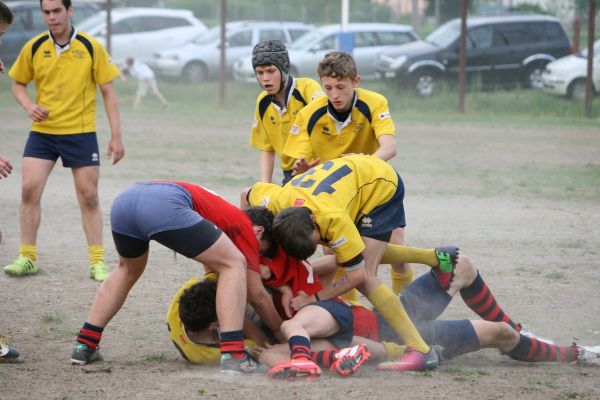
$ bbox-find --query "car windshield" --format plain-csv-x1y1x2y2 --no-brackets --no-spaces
192,26,221,45
289,29,325,50
78,12,105,32
426,20,460,47
579,40,600,58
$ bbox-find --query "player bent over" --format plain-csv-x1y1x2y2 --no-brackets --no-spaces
71,181,279,373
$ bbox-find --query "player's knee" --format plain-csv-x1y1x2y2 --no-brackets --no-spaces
453,255,477,285
495,322,519,345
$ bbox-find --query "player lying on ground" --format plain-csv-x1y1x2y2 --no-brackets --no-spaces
259,254,600,380
71,182,284,373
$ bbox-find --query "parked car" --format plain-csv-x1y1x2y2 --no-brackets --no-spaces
234,23,419,83
76,7,207,65
0,1,99,66
151,21,314,83
542,39,600,99
375,14,572,97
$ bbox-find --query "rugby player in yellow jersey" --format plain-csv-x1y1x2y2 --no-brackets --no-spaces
249,40,323,185
243,154,457,371
283,51,412,297
5,0,124,281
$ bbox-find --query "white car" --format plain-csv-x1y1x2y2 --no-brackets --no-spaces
233,23,419,83
542,39,600,99
77,7,207,65
151,21,315,83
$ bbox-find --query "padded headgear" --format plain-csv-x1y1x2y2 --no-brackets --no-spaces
252,40,290,90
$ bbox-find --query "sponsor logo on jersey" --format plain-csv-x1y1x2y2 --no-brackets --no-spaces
44,50,52,58
379,111,391,120
322,126,330,135
73,49,85,59
329,236,347,248
352,123,365,134
270,116,276,124
252,118,258,128
311,91,324,101
91,153,99,162
361,216,373,228
290,124,300,135
294,198,305,207
261,197,270,207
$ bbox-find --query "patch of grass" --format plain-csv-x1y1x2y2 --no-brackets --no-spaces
554,392,587,400
413,370,433,377
41,312,63,324
143,352,167,363
545,271,567,281
35,327,76,340
533,379,559,389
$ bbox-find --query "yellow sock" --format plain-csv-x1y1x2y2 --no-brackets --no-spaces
366,284,429,353
391,267,415,295
19,244,37,261
88,245,104,265
382,342,407,361
381,243,439,267
334,268,360,302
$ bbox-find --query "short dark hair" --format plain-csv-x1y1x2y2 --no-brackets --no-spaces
244,206,278,258
178,279,218,332
39,0,72,9
317,51,357,80
0,1,14,24
272,207,316,260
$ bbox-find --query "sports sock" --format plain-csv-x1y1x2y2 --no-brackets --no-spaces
88,245,104,265
334,268,360,302
311,349,336,367
289,335,311,360
219,330,245,359
391,267,415,294
76,322,104,349
460,271,518,330
506,334,578,363
382,341,407,360
366,283,429,353
19,244,37,261
381,244,439,267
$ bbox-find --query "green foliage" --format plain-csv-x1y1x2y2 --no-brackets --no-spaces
509,3,548,15
424,0,480,23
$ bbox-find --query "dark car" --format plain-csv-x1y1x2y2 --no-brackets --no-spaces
375,14,572,97
0,1,100,67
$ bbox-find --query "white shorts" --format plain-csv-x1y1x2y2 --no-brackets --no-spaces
137,78,159,97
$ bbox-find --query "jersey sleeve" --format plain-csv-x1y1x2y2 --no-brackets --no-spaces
248,182,282,209
92,39,120,85
321,213,366,264
282,108,315,161
371,96,396,138
249,100,275,152
8,40,34,84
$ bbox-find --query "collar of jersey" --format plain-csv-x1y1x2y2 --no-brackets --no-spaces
271,76,295,112
327,90,357,124
49,26,77,56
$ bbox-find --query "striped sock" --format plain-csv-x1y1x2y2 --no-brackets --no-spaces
460,271,518,330
76,322,104,349
219,330,245,359
289,335,311,360
88,245,104,265
311,349,337,367
506,334,578,363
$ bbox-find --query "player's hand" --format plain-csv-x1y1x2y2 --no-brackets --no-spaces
292,157,320,176
290,290,316,312
108,137,125,165
26,104,49,122
280,288,293,319
0,155,13,179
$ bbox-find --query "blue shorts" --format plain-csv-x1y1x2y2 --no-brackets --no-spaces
311,300,354,348
282,170,293,186
23,131,100,168
357,174,406,241
377,272,480,359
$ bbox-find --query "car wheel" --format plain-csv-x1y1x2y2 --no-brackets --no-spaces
567,78,587,100
182,62,207,84
412,70,438,98
522,64,546,90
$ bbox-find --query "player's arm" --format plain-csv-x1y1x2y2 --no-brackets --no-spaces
99,81,125,165
246,269,284,341
12,81,49,122
259,151,275,183
372,134,397,161
242,314,270,347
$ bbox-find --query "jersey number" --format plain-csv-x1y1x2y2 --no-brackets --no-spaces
291,161,352,195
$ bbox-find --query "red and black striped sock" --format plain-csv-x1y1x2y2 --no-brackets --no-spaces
289,335,311,360
460,271,518,330
311,349,337,367
219,330,245,359
76,322,104,350
506,334,578,363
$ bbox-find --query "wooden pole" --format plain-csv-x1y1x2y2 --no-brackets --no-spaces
585,0,596,118
458,0,468,113
219,0,226,107
106,0,112,55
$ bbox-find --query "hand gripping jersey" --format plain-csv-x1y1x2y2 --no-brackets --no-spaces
250,77,323,171
248,155,398,263
283,87,395,162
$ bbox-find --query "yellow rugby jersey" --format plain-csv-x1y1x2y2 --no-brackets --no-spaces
9,30,120,135
166,276,256,365
283,87,395,162
249,154,398,263
250,77,323,171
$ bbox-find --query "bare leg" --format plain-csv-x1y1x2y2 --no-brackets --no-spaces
72,166,102,246
19,157,55,245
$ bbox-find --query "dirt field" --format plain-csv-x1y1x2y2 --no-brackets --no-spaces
1,85,600,400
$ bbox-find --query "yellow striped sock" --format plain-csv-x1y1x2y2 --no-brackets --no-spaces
19,244,37,261
382,342,407,361
366,283,429,353
88,245,104,265
381,244,439,267
391,267,415,295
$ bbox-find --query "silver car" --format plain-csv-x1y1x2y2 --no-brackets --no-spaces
233,22,419,82
151,21,314,83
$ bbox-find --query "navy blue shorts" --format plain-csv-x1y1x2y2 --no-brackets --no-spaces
23,131,100,168
377,272,480,359
282,170,293,186
311,300,354,348
357,174,406,242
